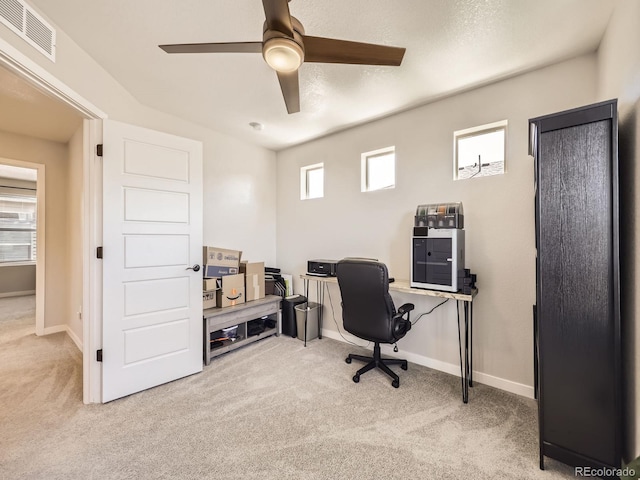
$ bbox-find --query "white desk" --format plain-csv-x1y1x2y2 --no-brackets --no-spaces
300,274,477,403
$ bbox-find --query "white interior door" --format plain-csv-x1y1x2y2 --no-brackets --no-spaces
102,120,203,402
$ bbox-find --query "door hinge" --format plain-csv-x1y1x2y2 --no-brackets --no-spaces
96,144,103,157
97,349,103,362
97,246,103,259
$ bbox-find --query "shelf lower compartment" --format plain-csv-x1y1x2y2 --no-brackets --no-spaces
207,326,278,360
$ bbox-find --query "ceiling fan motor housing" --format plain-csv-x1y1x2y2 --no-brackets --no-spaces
262,17,305,72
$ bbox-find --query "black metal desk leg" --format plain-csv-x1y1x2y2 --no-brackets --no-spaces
468,300,473,387
317,281,324,339
464,301,470,401
301,279,309,346
456,301,468,403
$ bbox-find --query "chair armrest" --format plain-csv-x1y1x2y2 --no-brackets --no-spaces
398,303,415,315
393,303,415,338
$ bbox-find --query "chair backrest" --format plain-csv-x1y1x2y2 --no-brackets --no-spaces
336,258,397,343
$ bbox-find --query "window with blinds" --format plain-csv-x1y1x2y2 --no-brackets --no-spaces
0,193,37,263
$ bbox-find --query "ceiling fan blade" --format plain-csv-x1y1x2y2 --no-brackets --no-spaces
159,42,263,54
262,0,293,37
302,36,405,66
276,70,300,114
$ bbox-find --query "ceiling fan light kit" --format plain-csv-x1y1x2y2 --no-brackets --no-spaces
263,37,304,72
159,0,406,114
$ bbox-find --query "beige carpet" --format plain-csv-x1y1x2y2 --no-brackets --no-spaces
0,295,576,479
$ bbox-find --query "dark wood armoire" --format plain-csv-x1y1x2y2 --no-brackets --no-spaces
529,100,622,474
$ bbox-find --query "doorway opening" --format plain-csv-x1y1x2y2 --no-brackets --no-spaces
0,36,107,403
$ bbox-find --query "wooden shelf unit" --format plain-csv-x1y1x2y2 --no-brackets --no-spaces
203,295,282,365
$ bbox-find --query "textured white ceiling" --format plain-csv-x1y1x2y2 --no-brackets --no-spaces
26,0,614,150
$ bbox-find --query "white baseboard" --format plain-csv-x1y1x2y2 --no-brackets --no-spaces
42,325,66,335
0,290,36,298
321,328,535,399
66,326,83,352
471,370,534,399
41,324,83,352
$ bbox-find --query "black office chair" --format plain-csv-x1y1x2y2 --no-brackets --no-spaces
336,258,414,388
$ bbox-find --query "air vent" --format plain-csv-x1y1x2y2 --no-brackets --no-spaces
0,0,23,31
0,0,55,61
25,9,52,55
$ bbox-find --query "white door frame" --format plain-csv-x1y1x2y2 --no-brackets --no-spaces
0,158,45,334
0,37,107,404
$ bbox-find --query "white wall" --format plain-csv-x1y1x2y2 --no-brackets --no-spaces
0,265,35,296
202,135,277,266
67,124,83,345
598,0,640,120
597,0,640,462
276,54,598,396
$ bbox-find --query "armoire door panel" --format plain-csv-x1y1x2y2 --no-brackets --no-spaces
532,99,620,471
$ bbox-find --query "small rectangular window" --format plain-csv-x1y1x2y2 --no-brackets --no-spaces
300,163,324,200
0,193,37,263
361,146,395,192
454,120,507,180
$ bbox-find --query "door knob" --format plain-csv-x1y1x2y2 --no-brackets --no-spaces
186,264,200,272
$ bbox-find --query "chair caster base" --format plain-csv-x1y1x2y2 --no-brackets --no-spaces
346,344,407,388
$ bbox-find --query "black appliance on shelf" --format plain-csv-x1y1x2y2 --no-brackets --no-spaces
529,99,621,473
307,259,338,277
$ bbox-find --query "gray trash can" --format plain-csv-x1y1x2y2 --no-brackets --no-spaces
294,302,319,345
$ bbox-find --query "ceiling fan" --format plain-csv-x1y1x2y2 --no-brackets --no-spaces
159,0,406,114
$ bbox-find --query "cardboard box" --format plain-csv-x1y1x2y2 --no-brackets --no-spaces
204,265,239,278
245,274,264,302
203,289,217,309
203,246,242,268
240,261,265,302
216,273,245,308
203,278,218,291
